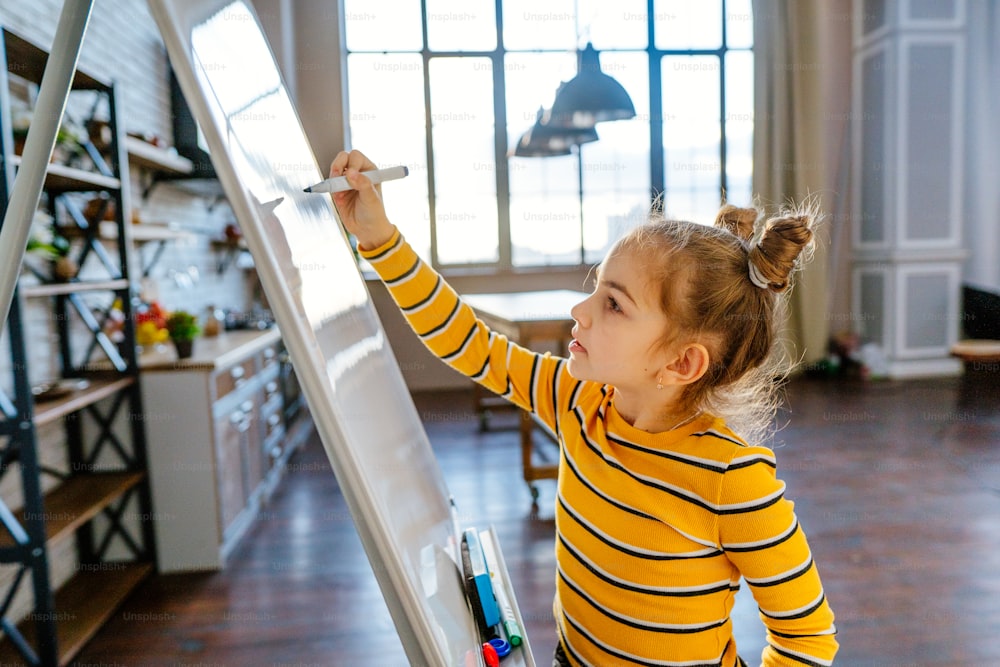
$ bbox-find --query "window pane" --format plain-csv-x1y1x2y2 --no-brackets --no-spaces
581,0,647,50
429,58,498,264
505,53,583,267
726,0,754,49
654,0,722,50
505,52,578,149
510,188,585,266
506,51,649,266
344,0,422,51
427,0,496,51
662,55,722,224
724,50,753,207
579,51,650,263
347,54,431,259
502,0,577,51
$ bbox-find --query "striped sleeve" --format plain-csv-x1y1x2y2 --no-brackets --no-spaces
718,446,838,666
360,229,578,434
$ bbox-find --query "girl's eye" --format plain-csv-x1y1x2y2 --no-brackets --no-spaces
606,296,622,313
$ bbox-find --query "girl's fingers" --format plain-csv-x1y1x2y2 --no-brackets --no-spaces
329,150,353,177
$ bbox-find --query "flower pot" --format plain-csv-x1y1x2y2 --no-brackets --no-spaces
51,256,79,281
173,339,194,359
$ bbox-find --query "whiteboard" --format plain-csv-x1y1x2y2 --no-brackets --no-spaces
145,2,534,665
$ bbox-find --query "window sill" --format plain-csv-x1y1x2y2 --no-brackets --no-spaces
362,262,592,283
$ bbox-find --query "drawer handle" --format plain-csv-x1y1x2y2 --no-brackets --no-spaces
230,366,245,380
267,414,281,427
265,381,278,395
240,400,254,413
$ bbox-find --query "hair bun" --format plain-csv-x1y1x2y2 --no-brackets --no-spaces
747,210,815,293
714,204,758,241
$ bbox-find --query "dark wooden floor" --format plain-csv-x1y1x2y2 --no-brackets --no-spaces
71,372,1000,666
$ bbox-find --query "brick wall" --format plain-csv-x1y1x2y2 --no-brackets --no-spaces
1,0,257,388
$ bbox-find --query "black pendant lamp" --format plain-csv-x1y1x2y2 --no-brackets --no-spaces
548,42,636,128
510,107,599,157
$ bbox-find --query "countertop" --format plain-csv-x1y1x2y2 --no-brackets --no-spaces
138,327,281,372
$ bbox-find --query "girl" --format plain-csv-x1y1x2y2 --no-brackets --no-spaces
330,150,838,667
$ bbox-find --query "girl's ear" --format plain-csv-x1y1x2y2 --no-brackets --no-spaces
660,343,711,386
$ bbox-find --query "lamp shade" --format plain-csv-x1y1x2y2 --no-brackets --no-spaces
510,107,599,157
548,42,636,128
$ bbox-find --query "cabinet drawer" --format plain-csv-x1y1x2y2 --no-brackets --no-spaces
262,377,281,403
262,409,283,440
260,343,279,370
215,358,256,400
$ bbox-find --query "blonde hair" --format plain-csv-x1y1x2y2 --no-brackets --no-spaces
612,200,817,444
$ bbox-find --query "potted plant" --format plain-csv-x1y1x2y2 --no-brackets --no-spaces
165,310,200,359
26,213,77,281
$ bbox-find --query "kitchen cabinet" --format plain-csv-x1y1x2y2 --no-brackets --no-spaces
139,328,311,572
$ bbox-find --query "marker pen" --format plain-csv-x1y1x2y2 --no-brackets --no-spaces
303,165,409,193
480,531,523,647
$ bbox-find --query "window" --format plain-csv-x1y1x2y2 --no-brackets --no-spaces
344,0,753,269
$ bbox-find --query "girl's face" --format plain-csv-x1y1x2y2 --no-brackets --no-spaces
567,247,675,391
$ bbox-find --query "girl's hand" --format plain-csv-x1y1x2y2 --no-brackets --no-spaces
328,149,395,250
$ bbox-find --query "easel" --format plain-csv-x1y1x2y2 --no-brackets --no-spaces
0,3,93,664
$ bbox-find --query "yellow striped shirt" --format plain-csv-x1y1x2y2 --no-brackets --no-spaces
362,230,838,667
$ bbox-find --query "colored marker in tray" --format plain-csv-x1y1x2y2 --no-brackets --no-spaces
461,528,501,634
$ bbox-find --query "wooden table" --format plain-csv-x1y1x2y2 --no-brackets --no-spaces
463,290,587,498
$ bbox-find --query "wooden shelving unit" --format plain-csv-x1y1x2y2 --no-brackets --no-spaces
0,26,156,667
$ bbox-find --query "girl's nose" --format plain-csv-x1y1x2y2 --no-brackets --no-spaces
570,296,589,327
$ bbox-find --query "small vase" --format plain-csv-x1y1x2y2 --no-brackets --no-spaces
51,256,79,281
173,339,194,359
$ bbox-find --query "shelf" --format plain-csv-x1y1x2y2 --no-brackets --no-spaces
0,471,145,549
157,175,225,199
19,278,130,299
0,562,152,667
62,220,193,244
2,28,108,91
210,238,253,273
210,237,247,251
125,136,193,175
131,223,193,243
32,376,135,427
9,155,121,192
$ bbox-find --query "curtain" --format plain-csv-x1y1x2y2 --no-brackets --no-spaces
751,0,853,364
964,0,1000,292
